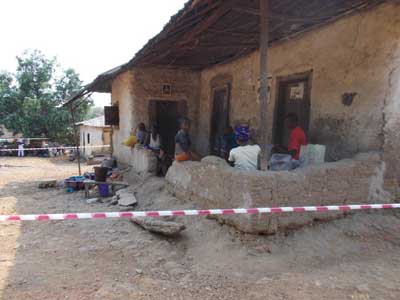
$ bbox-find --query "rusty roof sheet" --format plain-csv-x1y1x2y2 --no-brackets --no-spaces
64,0,385,104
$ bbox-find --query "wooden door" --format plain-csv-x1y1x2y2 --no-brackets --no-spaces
210,85,230,155
158,101,179,155
148,101,157,129
274,77,311,145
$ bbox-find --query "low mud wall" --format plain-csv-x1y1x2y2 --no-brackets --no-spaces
166,152,387,234
132,147,157,173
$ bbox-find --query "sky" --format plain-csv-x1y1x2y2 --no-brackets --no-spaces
0,0,187,106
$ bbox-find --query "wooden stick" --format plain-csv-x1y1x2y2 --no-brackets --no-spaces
69,105,82,176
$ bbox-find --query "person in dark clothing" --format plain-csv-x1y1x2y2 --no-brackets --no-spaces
175,118,192,161
174,117,199,162
220,126,238,160
156,146,173,177
136,123,148,145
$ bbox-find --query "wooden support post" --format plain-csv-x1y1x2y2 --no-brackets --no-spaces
69,104,82,176
259,0,269,169
110,126,114,158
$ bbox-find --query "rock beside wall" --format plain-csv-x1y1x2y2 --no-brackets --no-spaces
166,152,386,234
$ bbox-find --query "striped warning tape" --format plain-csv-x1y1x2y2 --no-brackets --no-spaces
1,203,399,222
0,145,110,152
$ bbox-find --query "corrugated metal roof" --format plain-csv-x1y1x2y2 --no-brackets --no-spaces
76,116,109,128
63,0,385,105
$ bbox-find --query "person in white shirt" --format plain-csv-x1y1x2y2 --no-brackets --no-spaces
228,125,261,171
17,139,24,157
148,125,161,151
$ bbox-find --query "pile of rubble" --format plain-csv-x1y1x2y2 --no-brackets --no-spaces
87,185,186,236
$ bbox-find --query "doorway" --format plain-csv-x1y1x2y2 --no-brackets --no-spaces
273,73,312,145
210,84,230,155
148,100,187,156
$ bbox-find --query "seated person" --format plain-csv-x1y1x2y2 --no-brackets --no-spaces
156,146,173,177
148,125,161,152
136,123,148,145
175,117,198,162
220,126,238,160
228,125,261,171
273,112,307,163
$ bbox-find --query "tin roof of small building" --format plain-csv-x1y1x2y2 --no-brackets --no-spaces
76,116,109,128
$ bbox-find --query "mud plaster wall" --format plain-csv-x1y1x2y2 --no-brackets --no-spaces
111,71,135,165
166,153,384,234
111,67,201,166
196,2,400,175
382,61,400,191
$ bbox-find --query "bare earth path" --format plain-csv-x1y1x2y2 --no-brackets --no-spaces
1,157,400,299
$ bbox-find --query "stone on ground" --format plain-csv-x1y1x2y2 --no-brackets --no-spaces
115,188,138,207
86,198,100,204
130,217,185,236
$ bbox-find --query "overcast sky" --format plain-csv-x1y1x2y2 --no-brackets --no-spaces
0,0,187,106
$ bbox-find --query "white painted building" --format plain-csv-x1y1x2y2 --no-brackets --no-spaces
76,116,111,158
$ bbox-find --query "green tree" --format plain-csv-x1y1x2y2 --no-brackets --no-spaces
0,50,92,143
85,106,104,119
0,71,21,134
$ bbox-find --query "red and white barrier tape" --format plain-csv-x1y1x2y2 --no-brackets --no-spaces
0,145,110,152
1,203,399,222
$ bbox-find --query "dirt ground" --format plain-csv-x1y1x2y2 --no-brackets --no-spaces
1,157,400,300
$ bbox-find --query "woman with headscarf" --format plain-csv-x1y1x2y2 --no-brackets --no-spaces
228,125,261,171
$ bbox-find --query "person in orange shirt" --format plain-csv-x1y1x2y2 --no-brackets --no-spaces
273,113,307,161
174,118,200,162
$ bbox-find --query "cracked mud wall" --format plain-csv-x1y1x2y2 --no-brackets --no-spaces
166,153,382,234
381,63,400,192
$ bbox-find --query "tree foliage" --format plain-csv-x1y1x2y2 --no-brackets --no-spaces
85,106,105,119
0,50,92,143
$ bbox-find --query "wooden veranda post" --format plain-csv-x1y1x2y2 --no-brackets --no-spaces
69,104,82,176
259,0,270,169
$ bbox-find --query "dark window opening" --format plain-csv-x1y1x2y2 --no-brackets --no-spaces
210,84,230,156
104,106,119,126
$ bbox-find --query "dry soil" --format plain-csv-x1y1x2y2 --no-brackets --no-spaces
1,157,400,299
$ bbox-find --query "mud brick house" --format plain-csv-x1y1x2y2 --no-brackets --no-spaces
65,0,400,232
